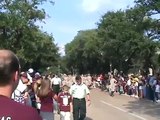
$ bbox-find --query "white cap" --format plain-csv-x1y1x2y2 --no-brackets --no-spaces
28,68,34,73
35,72,40,76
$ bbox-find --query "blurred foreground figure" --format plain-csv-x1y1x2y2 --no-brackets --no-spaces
0,50,42,120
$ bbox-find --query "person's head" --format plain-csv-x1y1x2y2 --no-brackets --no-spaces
75,75,82,85
33,78,42,93
62,85,69,93
28,68,34,77
20,72,29,84
0,50,20,93
52,74,55,78
34,72,41,81
37,78,51,98
28,68,34,74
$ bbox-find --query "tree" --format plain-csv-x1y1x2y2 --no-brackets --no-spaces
0,0,60,71
135,0,160,15
64,0,160,74
65,29,102,74
135,0,160,40
97,8,159,73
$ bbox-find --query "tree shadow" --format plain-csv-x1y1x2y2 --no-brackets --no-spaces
122,98,160,119
85,116,93,120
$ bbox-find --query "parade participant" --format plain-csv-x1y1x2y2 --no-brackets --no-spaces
69,75,91,120
58,85,72,120
51,74,62,95
51,74,62,114
0,50,41,120
36,78,57,120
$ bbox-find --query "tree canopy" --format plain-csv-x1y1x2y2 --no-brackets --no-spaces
64,0,160,75
0,0,60,72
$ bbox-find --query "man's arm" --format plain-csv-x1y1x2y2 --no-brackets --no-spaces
86,93,91,106
86,93,90,101
85,85,91,102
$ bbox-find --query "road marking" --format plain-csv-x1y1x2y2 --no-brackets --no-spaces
101,100,147,120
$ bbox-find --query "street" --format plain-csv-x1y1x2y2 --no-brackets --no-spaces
55,88,160,120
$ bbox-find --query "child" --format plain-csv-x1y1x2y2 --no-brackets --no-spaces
58,85,72,120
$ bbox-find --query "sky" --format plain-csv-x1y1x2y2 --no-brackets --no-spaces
39,0,135,55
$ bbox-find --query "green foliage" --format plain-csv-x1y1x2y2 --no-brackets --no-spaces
65,1,160,74
65,29,103,74
135,0,160,15
0,0,60,72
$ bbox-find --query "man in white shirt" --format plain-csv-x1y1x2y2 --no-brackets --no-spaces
69,75,91,120
51,74,62,95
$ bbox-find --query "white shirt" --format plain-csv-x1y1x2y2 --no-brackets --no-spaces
11,79,27,104
51,77,61,85
135,82,138,87
13,79,27,95
127,79,131,86
69,83,90,99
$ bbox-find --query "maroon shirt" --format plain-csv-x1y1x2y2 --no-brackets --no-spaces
58,92,72,112
0,95,42,120
40,91,54,112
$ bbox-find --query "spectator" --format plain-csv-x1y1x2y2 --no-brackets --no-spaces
155,80,160,102
12,72,32,106
138,78,144,99
109,75,117,96
149,75,157,102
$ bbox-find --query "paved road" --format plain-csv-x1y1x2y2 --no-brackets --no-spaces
55,88,160,120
